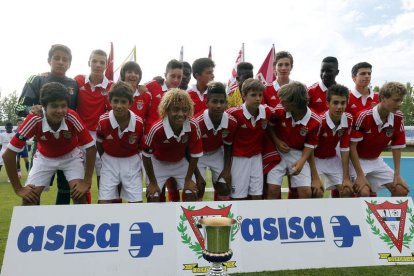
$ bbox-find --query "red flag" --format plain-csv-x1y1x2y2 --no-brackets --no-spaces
105,42,114,81
208,45,212,59
226,44,245,94
256,45,276,86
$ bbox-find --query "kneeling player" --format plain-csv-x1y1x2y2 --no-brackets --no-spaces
350,82,409,197
143,88,203,202
3,82,96,205
96,82,144,203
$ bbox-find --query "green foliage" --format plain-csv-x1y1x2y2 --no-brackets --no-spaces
400,82,414,125
0,90,19,125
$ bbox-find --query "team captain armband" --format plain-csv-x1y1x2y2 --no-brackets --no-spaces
15,132,27,141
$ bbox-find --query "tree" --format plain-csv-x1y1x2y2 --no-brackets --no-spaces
400,82,414,125
0,90,19,125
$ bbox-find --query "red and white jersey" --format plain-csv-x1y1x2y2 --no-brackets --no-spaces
188,84,207,115
130,89,152,127
262,80,294,108
308,81,328,115
143,117,203,162
9,109,94,158
346,88,379,119
96,110,144,158
272,105,321,150
192,109,237,153
227,104,272,157
75,75,112,131
351,106,405,159
145,80,168,130
315,111,353,158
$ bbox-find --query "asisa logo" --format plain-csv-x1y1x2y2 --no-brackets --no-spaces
17,223,120,254
366,200,414,263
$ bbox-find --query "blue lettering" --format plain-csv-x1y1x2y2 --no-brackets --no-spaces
277,218,288,240
64,225,77,250
241,219,262,241
97,223,119,248
304,217,324,239
44,225,64,251
263,218,278,241
17,226,44,252
76,224,95,249
288,217,303,240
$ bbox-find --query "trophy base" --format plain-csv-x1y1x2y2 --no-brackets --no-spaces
202,249,233,276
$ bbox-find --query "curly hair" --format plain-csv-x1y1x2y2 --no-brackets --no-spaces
158,88,194,118
379,82,407,99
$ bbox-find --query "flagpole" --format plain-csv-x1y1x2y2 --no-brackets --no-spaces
242,43,245,62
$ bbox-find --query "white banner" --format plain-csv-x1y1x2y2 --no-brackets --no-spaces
2,198,414,275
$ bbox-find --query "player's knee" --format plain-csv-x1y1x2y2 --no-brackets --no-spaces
298,187,312,199
266,185,281,199
391,185,409,197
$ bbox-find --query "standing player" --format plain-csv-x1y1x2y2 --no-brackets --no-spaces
308,56,340,114
179,61,192,90
350,82,409,197
143,89,203,202
314,84,353,197
267,82,322,199
193,82,237,201
227,62,254,108
15,118,30,178
227,78,273,200
96,82,144,203
3,82,96,205
188,58,215,115
15,44,78,205
263,51,294,107
0,123,15,172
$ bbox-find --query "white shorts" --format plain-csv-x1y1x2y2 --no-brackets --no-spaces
88,130,102,176
26,148,85,190
198,148,224,183
231,154,263,198
268,149,311,188
150,157,190,191
357,157,394,192
99,153,143,202
315,156,342,190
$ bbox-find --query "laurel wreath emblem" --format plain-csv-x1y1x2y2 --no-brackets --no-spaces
177,205,239,259
366,200,414,250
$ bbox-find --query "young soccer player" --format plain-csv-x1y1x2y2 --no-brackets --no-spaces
193,82,237,201
3,82,96,205
263,51,294,108
142,88,203,202
227,62,254,108
350,82,409,197
188,58,215,114
314,84,354,197
179,61,192,90
346,62,379,118
120,61,152,125
227,78,273,200
0,123,15,172
308,56,340,115
96,82,144,203
267,82,322,199
15,118,30,177
15,44,79,205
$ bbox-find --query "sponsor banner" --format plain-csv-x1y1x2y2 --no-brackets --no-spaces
2,198,414,275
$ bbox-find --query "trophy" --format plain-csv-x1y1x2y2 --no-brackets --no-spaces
199,216,237,276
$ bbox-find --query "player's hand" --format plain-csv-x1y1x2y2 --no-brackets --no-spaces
340,178,354,197
183,179,198,201
392,175,410,195
146,182,161,200
17,185,39,204
311,178,324,198
195,175,206,199
289,160,304,176
275,140,290,154
353,175,369,194
71,180,90,200
218,170,232,188
30,105,43,116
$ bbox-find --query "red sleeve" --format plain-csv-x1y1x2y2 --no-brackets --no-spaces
189,121,203,158
339,116,353,150
67,110,94,148
351,111,366,142
142,124,157,156
304,121,320,148
9,114,40,152
223,115,237,145
391,116,406,148
96,117,105,143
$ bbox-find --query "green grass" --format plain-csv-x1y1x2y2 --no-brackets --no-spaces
1,162,414,275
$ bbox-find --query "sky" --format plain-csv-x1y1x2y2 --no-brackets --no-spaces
0,0,413,96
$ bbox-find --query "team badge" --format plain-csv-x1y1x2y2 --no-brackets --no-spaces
337,129,344,137
67,87,74,95
129,134,137,144
386,128,394,137
136,101,144,110
262,120,268,130
222,129,229,138
300,127,308,136
101,89,108,96
181,134,188,143
63,131,72,139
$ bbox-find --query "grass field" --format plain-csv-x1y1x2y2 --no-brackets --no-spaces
1,161,413,275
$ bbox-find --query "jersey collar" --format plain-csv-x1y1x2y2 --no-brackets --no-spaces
351,87,374,99
109,110,136,133
85,75,110,91
325,110,348,130
163,116,191,141
319,81,328,92
373,105,394,129
42,109,68,133
203,109,229,132
242,104,266,125
273,79,293,91
161,82,168,92
286,107,312,126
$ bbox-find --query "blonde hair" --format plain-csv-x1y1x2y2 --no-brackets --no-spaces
379,82,407,99
158,88,194,118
